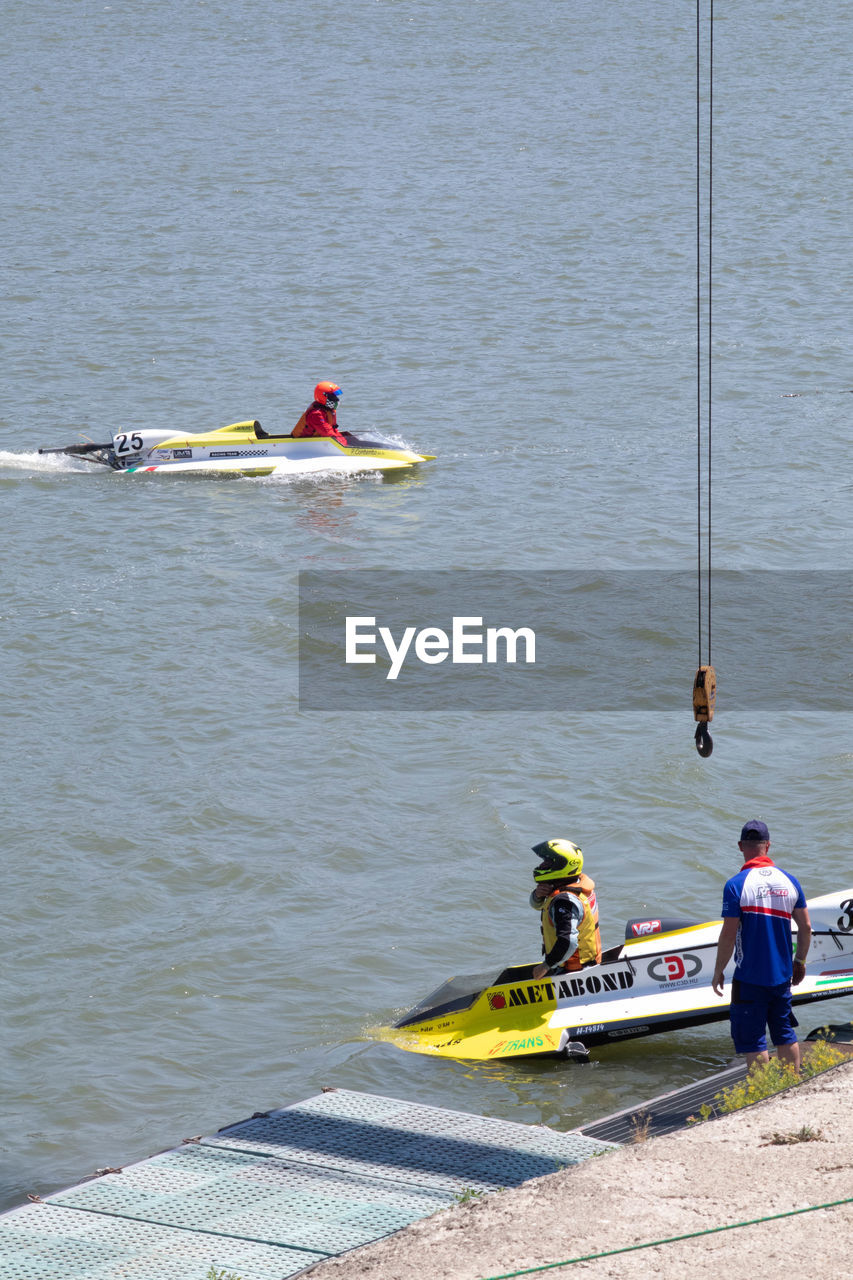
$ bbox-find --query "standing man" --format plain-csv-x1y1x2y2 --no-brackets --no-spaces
530,839,602,980
712,819,811,1072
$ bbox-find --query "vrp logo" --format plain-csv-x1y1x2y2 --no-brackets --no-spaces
648,953,702,983
631,919,661,936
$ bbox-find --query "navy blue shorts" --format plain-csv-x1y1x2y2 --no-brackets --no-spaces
729,979,799,1053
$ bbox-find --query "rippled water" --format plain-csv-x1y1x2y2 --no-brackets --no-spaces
2,0,852,1213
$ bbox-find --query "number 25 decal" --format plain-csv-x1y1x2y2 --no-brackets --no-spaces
115,432,143,454
837,899,853,932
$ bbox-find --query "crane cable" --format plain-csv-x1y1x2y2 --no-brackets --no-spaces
693,0,716,758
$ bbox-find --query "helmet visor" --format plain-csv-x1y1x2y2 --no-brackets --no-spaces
536,854,566,874
533,855,572,881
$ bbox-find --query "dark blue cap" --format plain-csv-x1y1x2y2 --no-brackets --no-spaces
740,819,770,842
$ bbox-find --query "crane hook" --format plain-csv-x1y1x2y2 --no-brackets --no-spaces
692,665,716,759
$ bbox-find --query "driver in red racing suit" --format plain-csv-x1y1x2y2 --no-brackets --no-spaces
292,381,349,446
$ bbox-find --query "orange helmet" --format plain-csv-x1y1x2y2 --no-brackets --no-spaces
314,381,342,409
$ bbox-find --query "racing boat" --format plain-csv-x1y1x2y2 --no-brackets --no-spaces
381,889,853,1061
38,421,434,477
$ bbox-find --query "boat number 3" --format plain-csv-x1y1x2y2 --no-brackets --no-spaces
115,432,144,454
837,899,853,932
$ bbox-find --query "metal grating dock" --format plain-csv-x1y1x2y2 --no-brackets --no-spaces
0,1090,616,1280
0,1204,313,1280
205,1088,611,1192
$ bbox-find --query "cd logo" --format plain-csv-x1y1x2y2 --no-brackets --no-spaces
648,953,702,982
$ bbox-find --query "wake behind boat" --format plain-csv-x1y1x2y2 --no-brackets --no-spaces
380,889,853,1061
38,420,434,477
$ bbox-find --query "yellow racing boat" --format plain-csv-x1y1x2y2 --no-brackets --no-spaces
39,420,434,477
381,890,853,1062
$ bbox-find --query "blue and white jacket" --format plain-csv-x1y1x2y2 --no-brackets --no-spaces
721,855,806,986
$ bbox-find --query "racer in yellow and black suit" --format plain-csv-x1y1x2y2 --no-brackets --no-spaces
530,839,602,979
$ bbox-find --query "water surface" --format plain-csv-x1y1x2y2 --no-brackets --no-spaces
2,0,851,1212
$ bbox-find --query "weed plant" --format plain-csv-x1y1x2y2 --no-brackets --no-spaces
763,1125,823,1145
694,1040,845,1122
629,1110,652,1143
454,1187,488,1204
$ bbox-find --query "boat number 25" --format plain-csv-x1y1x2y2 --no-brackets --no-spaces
114,432,144,454
838,899,853,932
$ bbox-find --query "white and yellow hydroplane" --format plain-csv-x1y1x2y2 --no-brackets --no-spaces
381,890,853,1062
39,420,434,477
